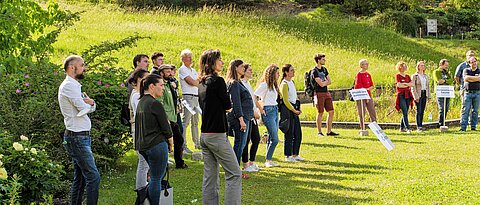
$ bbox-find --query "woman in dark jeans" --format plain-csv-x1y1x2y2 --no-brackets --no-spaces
395,61,415,133
241,64,261,172
226,59,254,179
198,49,242,205
411,61,430,132
279,64,303,162
135,74,174,205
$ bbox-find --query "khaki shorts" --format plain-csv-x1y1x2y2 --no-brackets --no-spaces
315,92,334,113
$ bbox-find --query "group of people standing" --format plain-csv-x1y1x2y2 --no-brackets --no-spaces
353,50,478,134
57,48,478,205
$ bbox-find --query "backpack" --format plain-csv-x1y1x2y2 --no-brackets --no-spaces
120,103,131,126
304,69,315,98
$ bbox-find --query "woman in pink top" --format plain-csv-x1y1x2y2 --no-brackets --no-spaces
354,59,377,132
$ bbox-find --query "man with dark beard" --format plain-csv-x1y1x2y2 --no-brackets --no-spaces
58,55,100,205
157,64,188,169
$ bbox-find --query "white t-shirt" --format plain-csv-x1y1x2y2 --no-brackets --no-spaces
254,82,278,106
129,89,140,122
419,74,427,90
284,79,297,104
178,64,198,95
242,79,260,115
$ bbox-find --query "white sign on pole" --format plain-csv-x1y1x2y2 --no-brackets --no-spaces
427,19,437,33
368,122,394,151
436,85,455,98
349,88,371,101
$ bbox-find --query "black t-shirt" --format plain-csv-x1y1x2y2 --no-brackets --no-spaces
463,68,480,91
312,66,329,93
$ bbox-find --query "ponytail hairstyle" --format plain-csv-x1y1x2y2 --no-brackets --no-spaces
259,64,280,92
226,59,244,85
281,64,292,81
127,69,149,87
139,74,162,98
199,49,222,82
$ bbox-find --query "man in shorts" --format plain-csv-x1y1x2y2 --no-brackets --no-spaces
311,53,339,136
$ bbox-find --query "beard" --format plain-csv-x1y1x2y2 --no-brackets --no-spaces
74,67,85,80
75,73,85,80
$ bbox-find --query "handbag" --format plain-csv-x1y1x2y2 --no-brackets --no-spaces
120,103,131,126
160,166,173,205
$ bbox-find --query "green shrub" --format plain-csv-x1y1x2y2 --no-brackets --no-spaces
370,10,418,37
298,4,350,20
0,132,64,204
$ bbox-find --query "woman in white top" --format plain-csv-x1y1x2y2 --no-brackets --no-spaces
128,69,150,194
254,64,280,168
279,64,304,162
411,61,430,132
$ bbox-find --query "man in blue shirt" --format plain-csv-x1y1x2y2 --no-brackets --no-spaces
455,50,475,101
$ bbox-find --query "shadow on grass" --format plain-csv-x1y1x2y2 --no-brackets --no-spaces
302,142,361,150
334,135,425,144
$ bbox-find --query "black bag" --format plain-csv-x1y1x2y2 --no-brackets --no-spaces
304,70,315,98
120,104,131,126
279,103,291,134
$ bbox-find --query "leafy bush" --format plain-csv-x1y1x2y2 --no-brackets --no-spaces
370,10,418,37
0,132,64,204
298,4,350,20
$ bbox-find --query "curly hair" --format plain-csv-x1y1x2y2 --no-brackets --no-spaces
259,64,279,92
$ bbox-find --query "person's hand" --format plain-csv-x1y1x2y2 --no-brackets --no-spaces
239,117,247,132
254,111,261,119
294,110,301,115
83,98,95,106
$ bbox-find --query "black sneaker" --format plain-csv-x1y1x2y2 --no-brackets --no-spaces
472,128,476,131
176,163,188,169
459,129,466,132
317,132,324,137
327,131,339,136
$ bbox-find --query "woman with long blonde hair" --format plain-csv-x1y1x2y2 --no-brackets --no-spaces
254,64,280,168
411,61,430,132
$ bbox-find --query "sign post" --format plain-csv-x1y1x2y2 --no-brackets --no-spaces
436,85,455,132
368,122,394,151
349,88,371,136
427,19,438,38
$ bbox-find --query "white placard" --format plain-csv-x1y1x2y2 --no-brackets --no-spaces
349,88,371,101
436,85,454,98
427,19,437,33
368,122,394,151
181,99,196,115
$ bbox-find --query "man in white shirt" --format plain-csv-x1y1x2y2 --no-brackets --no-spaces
58,55,100,205
178,49,201,152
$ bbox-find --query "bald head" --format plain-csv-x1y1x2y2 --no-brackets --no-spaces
63,55,83,71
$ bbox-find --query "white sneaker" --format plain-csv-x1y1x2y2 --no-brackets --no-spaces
242,165,258,172
285,156,297,162
251,163,261,171
293,155,305,161
265,161,280,168
265,161,274,168
406,129,411,134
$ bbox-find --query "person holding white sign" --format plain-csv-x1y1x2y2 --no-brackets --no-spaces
395,61,415,133
411,61,431,132
354,59,377,132
433,59,453,128
460,56,480,131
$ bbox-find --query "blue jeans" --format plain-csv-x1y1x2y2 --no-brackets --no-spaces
461,91,480,130
63,132,100,205
398,94,411,130
139,142,169,205
233,118,251,164
415,91,427,128
262,105,279,161
437,97,450,127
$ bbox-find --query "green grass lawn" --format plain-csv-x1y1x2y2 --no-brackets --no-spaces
99,126,480,204
52,1,480,89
